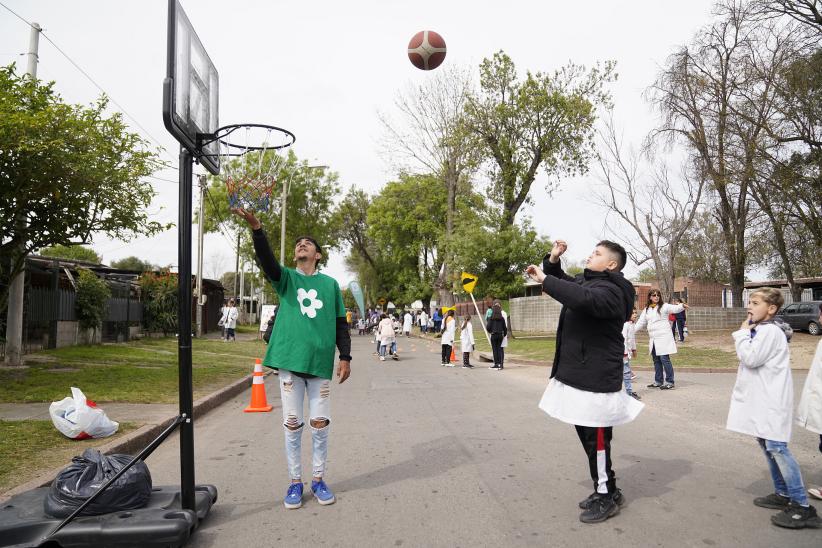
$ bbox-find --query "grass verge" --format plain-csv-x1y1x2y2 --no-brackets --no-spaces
0,420,138,493
0,336,268,403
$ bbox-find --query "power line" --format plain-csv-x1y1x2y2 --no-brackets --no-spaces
0,1,176,165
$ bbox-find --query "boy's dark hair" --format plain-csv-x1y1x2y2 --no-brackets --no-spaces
596,240,627,271
294,235,322,255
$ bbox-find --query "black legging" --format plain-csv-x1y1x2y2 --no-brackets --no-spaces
490,333,505,368
441,344,452,363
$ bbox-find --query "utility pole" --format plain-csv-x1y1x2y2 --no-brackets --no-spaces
5,23,40,366
195,175,206,337
233,232,240,300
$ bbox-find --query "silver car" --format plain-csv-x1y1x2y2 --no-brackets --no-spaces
777,301,822,336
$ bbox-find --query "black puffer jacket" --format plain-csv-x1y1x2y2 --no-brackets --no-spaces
541,255,636,393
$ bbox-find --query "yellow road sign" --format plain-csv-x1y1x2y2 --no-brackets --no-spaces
461,272,478,294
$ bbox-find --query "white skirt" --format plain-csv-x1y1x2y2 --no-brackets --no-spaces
538,378,644,427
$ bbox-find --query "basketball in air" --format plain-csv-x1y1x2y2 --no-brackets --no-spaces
407,30,447,71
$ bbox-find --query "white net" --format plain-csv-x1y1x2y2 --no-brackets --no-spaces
215,125,294,211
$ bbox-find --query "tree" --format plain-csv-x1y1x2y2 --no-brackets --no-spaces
366,174,448,306
39,244,101,264
592,115,704,299
110,256,156,272
378,66,479,306
139,270,178,336
649,2,788,306
75,268,110,341
635,268,658,283
673,210,732,283
201,150,341,271
464,51,616,229
451,213,552,299
1,64,164,364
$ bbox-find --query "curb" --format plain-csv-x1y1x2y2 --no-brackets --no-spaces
0,372,268,502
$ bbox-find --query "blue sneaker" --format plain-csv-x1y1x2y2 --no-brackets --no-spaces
284,482,303,509
311,479,336,505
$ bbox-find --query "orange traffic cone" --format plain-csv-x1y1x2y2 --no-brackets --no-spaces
244,358,273,413
450,347,457,363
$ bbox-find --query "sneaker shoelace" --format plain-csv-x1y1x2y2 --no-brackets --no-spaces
314,481,331,497
287,484,302,498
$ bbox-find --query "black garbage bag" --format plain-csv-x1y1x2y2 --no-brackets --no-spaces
44,448,152,518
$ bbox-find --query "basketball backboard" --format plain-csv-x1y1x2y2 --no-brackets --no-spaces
163,0,220,174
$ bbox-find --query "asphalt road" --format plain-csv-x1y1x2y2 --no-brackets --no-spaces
143,335,822,547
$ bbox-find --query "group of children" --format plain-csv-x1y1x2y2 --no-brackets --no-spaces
527,238,822,529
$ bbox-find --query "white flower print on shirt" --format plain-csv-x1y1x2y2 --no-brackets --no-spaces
297,288,324,318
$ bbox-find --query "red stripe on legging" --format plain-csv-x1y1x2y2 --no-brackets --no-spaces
596,427,605,451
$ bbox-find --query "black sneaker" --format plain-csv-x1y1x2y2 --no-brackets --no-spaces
754,493,791,510
660,383,675,390
579,488,624,510
579,493,620,523
629,392,641,400
489,364,500,369
771,501,822,529
647,382,663,388
462,364,474,369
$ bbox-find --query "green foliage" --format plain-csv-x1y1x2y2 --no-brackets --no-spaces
75,269,111,331
39,244,101,264
635,267,658,283
0,64,166,310
201,150,341,269
465,51,616,227
341,288,357,311
110,256,155,272
138,270,178,335
451,215,552,298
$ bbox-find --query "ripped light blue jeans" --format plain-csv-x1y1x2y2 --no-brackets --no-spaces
278,370,331,480
757,438,809,505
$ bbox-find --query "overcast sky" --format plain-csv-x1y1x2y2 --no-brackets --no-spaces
2,0,733,286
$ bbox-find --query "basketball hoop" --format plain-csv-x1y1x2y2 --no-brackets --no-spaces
199,123,296,211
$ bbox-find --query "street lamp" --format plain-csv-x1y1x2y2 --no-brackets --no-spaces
280,164,328,260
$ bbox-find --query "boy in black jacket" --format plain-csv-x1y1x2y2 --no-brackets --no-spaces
526,239,641,524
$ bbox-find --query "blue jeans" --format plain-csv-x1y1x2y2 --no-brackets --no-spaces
757,438,809,505
623,359,633,394
651,346,674,384
279,371,331,480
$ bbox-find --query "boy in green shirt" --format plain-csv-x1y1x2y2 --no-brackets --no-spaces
233,208,352,509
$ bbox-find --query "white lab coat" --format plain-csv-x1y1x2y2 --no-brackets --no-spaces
796,339,822,435
634,303,684,356
726,324,794,442
403,313,413,333
441,316,456,346
220,306,238,329
460,321,475,353
622,321,637,357
377,318,395,345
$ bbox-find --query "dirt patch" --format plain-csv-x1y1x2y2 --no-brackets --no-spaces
666,329,820,370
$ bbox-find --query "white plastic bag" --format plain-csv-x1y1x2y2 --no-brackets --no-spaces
49,387,119,440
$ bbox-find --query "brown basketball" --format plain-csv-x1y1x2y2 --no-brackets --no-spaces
407,30,447,71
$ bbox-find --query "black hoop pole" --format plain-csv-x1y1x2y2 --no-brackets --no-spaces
178,146,196,512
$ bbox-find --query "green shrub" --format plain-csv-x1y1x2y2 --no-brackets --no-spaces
139,270,178,335
75,269,111,331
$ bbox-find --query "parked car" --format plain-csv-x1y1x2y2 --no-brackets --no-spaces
777,301,822,336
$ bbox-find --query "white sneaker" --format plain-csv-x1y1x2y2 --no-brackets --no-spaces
379,356,385,361
445,363,455,367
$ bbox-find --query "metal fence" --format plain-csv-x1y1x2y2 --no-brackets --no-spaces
1,288,145,356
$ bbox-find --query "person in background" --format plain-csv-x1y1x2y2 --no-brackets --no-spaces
796,303,822,502
460,314,475,369
441,309,456,366
726,287,819,529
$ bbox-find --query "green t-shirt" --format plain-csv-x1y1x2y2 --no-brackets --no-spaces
263,266,345,379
